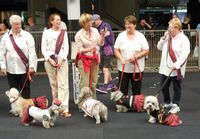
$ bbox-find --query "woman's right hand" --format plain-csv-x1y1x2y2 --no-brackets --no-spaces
48,58,57,67
120,58,126,65
162,31,169,40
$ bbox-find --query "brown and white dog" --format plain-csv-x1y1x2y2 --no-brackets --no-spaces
21,99,61,128
78,87,108,124
5,88,48,117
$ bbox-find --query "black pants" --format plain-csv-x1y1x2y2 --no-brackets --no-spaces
118,71,143,96
7,72,30,99
160,74,182,106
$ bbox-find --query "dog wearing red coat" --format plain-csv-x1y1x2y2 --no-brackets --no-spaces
5,88,48,117
143,96,182,126
110,89,145,113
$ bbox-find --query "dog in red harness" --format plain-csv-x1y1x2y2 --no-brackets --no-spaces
5,88,48,117
143,96,182,126
110,90,145,112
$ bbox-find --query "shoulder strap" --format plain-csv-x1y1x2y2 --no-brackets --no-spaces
55,29,65,55
9,33,29,70
168,36,185,80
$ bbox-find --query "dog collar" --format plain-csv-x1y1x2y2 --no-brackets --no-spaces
11,95,20,104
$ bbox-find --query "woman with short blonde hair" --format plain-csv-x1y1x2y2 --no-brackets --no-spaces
79,13,93,28
168,17,182,31
75,13,105,111
157,17,190,112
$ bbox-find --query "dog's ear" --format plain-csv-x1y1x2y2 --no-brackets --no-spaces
43,115,49,121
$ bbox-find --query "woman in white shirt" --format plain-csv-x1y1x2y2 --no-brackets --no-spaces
157,17,190,111
114,15,149,96
41,13,71,118
0,15,37,99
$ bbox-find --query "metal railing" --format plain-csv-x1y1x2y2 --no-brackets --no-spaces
32,30,200,72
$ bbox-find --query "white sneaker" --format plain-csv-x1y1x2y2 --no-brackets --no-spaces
169,104,180,114
164,103,173,110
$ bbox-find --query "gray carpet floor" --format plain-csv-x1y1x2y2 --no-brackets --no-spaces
0,71,200,139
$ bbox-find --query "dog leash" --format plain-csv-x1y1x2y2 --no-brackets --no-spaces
19,73,30,95
118,59,142,90
118,64,125,90
155,70,174,97
132,58,142,81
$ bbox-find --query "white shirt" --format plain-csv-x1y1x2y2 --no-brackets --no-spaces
0,29,37,74
114,31,149,73
41,29,69,61
157,32,190,77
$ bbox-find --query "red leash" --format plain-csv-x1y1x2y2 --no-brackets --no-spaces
118,59,142,90
118,64,125,90
133,59,142,81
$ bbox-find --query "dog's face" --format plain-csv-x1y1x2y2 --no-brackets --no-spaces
110,90,123,101
49,104,60,116
143,96,159,112
5,88,20,103
78,87,93,102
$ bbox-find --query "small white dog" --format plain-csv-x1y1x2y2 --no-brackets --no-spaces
110,90,145,112
5,88,48,117
143,95,160,123
143,96,182,126
21,99,61,128
78,87,108,124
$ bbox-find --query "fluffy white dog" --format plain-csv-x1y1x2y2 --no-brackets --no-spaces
110,90,145,113
143,96,182,126
78,87,108,124
5,88,48,117
21,100,61,128
143,96,160,123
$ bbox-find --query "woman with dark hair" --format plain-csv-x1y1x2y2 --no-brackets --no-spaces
114,15,149,96
41,13,71,118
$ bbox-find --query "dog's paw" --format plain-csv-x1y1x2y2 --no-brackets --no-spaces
14,113,19,117
31,119,36,124
148,117,156,123
84,114,87,117
23,123,30,126
96,120,100,124
50,122,54,127
42,121,51,128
